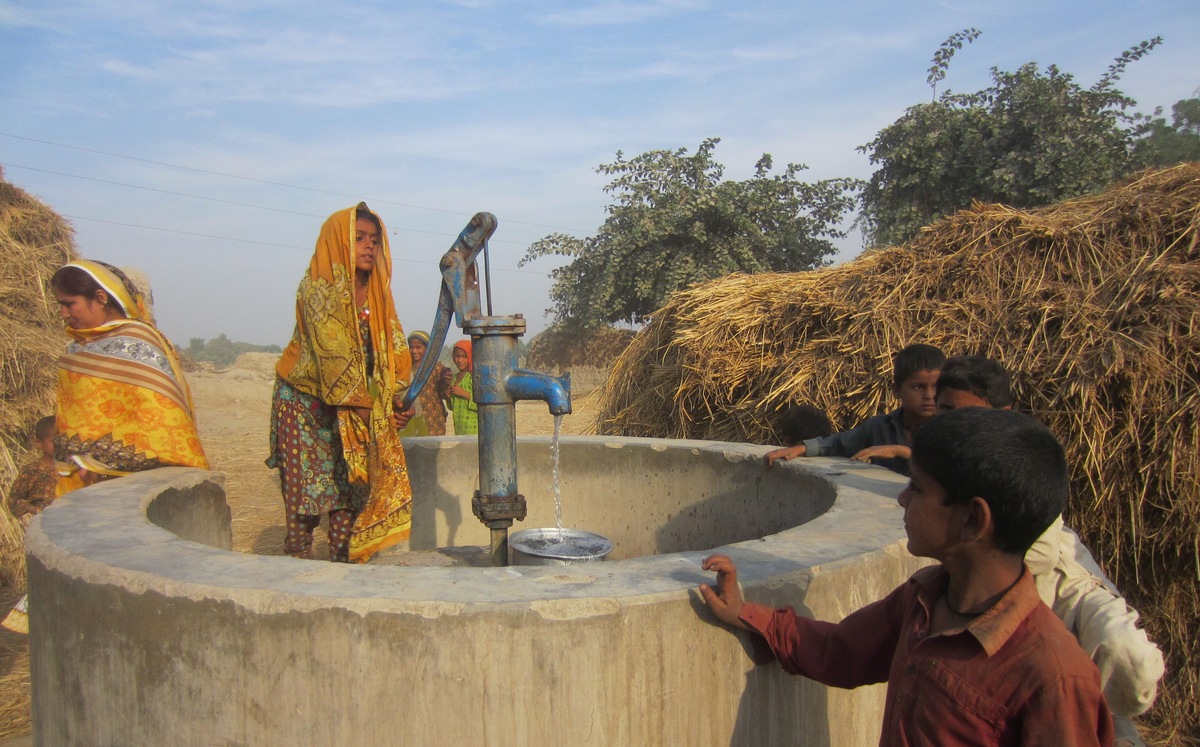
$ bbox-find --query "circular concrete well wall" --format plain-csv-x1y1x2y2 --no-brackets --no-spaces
27,436,924,747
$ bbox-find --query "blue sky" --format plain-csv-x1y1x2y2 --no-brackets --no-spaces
2,1,1197,348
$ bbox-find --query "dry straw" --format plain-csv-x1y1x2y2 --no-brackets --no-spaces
0,169,75,739
0,169,76,588
596,164,1200,743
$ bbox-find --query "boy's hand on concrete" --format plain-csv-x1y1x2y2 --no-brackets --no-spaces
764,444,805,468
850,444,911,463
700,554,750,630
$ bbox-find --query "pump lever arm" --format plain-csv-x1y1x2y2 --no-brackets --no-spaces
401,212,498,411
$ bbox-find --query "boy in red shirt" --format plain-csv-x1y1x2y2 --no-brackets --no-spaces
702,407,1113,746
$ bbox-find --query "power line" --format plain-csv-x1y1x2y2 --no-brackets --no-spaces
61,213,554,275
5,162,323,219
0,131,593,234
3,161,536,247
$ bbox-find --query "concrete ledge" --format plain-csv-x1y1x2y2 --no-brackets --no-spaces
28,437,926,746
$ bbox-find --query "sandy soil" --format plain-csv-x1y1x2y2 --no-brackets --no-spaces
190,353,601,556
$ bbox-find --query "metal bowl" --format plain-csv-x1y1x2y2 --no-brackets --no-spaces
509,528,613,566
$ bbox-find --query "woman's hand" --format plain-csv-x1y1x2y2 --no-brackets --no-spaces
350,406,372,423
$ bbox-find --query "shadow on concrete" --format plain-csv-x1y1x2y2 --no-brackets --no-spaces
407,444,466,551
655,472,833,556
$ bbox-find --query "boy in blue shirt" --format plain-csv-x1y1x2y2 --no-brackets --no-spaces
765,343,944,475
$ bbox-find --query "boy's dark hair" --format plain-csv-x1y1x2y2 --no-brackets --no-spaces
778,404,834,446
34,416,56,441
892,343,945,387
937,355,1013,408
911,407,1066,555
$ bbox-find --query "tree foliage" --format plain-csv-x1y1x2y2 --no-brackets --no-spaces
520,138,861,329
1133,97,1200,167
859,31,1162,247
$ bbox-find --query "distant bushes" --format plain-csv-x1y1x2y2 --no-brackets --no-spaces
185,334,281,369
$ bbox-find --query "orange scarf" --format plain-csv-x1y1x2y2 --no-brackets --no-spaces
57,314,207,493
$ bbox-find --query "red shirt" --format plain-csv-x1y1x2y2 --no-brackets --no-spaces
739,565,1114,747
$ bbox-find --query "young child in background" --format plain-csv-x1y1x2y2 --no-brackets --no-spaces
2,415,58,635
5,416,58,524
935,355,1164,728
764,343,944,475
449,340,478,436
776,404,834,447
704,407,1114,746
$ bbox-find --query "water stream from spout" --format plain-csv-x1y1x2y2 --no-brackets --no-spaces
552,413,563,542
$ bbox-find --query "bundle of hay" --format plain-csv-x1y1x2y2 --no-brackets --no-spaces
0,169,75,586
596,164,1199,742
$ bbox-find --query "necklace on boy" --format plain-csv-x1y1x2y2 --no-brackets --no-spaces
942,595,991,618
944,573,1023,617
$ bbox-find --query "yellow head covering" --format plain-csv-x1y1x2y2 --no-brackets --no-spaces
275,203,410,406
62,260,148,321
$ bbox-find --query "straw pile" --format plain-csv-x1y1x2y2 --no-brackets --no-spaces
596,164,1199,743
0,168,75,586
0,169,74,737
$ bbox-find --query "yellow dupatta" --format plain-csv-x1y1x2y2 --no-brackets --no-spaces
55,261,208,494
275,203,414,562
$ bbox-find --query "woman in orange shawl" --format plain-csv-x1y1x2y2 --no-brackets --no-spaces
268,203,415,563
6,262,204,638
50,260,208,493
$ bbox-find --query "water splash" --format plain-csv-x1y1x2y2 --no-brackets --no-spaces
552,413,563,542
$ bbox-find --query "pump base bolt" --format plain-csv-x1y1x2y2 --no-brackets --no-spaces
472,491,527,525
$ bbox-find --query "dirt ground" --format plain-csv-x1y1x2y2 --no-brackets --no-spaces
0,353,604,738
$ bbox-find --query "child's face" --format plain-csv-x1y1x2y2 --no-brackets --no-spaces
937,387,993,412
34,433,55,458
893,369,940,420
354,217,380,274
452,348,468,371
408,337,426,365
896,461,968,560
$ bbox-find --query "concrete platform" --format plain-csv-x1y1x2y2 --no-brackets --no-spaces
25,436,921,746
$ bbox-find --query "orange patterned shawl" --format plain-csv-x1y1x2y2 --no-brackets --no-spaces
275,203,414,562
55,264,208,494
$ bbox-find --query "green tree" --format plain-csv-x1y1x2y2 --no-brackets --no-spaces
520,138,860,328
858,32,1161,247
1133,98,1200,167
203,333,237,368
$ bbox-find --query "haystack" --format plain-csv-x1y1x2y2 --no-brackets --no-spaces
596,164,1199,742
0,169,76,586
